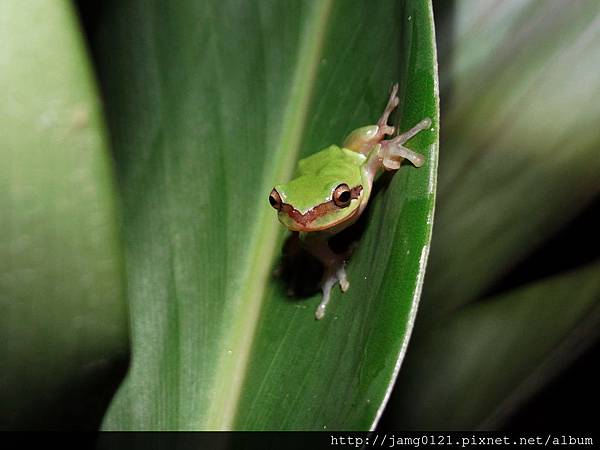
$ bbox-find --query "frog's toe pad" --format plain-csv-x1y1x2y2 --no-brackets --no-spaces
315,303,327,320
337,267,350,292
339,279,350,292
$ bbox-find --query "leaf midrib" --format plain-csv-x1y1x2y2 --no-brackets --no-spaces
204,0,334,430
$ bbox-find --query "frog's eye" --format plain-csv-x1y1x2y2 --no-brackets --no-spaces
269,188,282,211
332,183,352,208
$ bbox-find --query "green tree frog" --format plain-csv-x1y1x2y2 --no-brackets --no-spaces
269,84,430,319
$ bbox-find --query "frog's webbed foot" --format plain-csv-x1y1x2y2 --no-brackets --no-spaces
377,83,400,136
342,84,399,153
315,258,349,320
381,117,431,170
302,235,353,320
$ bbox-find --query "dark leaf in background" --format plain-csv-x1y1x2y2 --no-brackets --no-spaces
388,262,600,429
0,1,129,430
380,0,600,430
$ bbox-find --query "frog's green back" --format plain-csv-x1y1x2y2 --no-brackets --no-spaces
275,145,366,213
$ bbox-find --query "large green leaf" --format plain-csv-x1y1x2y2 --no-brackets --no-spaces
0,1,128,429
389,262,600,430
84,0,438,430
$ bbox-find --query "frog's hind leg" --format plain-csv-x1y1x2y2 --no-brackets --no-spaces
393,117,432,144
381,117,431,170
376,83,400,136
342,84,399,154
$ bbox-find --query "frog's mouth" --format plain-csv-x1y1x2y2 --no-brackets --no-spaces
279,185,363,232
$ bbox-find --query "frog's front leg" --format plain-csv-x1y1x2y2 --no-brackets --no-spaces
301,233,350,320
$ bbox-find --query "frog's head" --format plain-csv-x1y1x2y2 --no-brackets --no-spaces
268,146,366,232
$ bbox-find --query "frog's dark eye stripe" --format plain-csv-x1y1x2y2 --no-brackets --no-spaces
332,183,352,208
275,185,363,230
269,189,282,211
